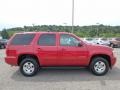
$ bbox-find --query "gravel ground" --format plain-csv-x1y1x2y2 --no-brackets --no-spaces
0,48,120,90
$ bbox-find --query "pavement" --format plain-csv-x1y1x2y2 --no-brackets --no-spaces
0,48,120,90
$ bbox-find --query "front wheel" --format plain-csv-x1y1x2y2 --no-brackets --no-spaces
20,58,39,77
89,57,109,76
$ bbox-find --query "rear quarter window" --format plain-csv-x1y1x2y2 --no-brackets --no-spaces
10,34,35,45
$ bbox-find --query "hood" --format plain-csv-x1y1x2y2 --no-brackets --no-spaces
86,43,113,52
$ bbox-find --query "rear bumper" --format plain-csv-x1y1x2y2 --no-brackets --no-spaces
5,56,18,66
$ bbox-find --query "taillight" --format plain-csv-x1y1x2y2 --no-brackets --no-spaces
6,49,16,56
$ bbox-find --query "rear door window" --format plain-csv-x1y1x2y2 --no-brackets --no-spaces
11,34,35,45
38,34,56,46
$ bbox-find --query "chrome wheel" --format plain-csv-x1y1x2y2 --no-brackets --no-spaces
23,62,35,74
94,61,106,74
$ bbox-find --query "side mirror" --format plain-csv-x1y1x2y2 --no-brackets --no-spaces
78,42,83,47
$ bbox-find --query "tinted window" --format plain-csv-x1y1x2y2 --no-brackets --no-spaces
11,34,35,45
38,34,56,46
60,34,79,46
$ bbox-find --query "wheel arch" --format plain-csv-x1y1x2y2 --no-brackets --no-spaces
89,54,111,68
18,54,40,66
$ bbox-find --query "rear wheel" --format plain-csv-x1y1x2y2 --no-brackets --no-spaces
89,57,109,76
20,58,39,77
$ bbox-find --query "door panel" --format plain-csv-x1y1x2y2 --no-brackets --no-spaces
58,46,88,66
57,34,89,66
37,46,58,66
36,33,58,66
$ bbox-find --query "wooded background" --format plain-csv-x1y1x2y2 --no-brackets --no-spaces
1,24,120,39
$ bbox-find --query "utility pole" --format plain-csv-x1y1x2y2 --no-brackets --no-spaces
63,23,67,32
72,0,74,33
96,23,100,37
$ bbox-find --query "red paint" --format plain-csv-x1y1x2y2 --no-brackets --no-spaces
5,32,116,67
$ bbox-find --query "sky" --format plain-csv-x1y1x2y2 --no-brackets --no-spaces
0,0,120,30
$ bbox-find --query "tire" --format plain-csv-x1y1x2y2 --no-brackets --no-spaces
89,57,109,76
20,58,39,77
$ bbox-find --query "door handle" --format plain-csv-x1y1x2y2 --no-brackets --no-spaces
37,48,42,51
38,48,41,49
61,48,66,51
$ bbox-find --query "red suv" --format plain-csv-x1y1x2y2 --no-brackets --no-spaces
5,32,116,76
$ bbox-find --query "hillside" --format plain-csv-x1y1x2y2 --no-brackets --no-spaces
1,24,120,39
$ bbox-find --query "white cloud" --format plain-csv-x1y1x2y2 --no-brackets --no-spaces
0,0,120,30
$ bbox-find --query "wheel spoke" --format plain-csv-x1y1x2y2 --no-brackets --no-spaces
94,61,106,73
23,62,35,74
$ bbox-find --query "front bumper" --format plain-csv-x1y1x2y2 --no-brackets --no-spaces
5,56,18,66
111,56,116,68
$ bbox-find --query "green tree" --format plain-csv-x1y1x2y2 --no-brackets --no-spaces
2,25,120,38
1,29,9,39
